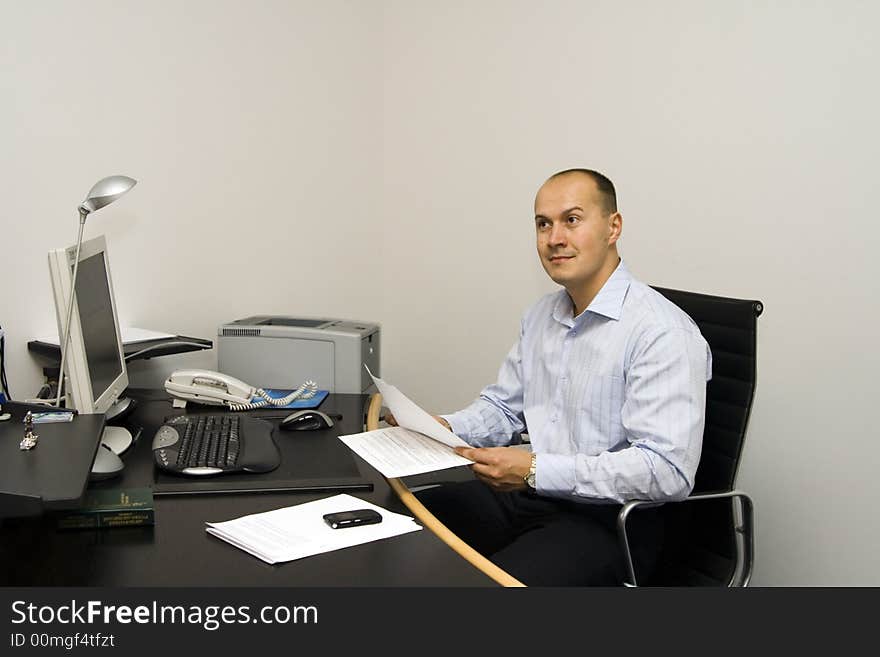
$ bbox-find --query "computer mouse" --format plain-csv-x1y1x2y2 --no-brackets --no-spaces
279,410,334,431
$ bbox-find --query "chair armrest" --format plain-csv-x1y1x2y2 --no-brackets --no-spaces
617,490,754,587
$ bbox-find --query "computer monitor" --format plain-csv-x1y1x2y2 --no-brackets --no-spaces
48,234,132,475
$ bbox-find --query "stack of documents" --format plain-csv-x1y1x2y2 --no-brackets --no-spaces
338,368,473,478
206,494,421,564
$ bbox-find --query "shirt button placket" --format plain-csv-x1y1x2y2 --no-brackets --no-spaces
555,330,575,423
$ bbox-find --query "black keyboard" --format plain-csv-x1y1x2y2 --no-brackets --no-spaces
151,414,280,476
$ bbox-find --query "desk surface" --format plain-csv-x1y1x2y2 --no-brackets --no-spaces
0,403,104,513
0,390,495,587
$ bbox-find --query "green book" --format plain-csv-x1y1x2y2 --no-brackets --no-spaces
56,487,154,530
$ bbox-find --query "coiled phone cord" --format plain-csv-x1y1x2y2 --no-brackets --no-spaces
226,380,318,411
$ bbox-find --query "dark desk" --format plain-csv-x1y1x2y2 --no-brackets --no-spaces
0,403,104,516
0,390,495,587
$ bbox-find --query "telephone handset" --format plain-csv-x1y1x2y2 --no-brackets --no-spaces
165,369,255,406
164,369,318,410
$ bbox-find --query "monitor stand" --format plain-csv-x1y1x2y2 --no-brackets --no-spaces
106,396,135,422
101,425,133,455
89,426,132,481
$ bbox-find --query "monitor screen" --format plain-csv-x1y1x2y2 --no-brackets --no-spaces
48,234,128,415
74,252,124,399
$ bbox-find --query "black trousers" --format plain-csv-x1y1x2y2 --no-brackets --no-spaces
416,480,664,586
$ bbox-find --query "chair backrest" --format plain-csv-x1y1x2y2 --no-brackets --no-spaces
652,287,762,493
648,287,762,586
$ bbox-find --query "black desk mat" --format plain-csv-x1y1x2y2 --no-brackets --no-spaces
152,427,372,496
136,397,373,496
93,392,375,497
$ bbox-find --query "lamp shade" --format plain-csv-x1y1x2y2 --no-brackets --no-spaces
79,175,137,214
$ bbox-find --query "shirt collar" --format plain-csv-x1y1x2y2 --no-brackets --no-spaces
551,260,632,325
584,260,632,321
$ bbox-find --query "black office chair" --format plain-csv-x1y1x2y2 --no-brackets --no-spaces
617,287,763,587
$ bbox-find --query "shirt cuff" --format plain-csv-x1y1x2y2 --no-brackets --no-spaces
440,413,469,440
535,453,576,498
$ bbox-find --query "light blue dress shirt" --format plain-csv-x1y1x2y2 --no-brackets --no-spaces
444,261,712,504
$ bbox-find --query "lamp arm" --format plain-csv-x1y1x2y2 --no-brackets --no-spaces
54,208,89,408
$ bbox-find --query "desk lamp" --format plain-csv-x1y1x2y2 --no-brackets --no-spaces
55,175,137,409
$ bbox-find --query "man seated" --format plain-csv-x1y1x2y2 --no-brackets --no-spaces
389,168,711,586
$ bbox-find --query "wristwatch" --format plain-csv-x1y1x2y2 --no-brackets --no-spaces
524,453,537,489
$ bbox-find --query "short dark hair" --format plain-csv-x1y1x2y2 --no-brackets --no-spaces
547,168,617,214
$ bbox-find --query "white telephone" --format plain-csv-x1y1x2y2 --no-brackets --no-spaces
165,369,317,410
165,369,255,407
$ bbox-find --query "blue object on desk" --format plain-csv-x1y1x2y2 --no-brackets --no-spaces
30,411,75,424
250,389,329,409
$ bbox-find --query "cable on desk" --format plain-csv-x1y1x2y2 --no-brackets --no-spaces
256,412,343,421
0,325,11,400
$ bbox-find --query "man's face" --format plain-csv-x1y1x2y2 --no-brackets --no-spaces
534,174,621,292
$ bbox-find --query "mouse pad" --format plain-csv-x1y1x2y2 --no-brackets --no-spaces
151,424,371,496
249,389,329,410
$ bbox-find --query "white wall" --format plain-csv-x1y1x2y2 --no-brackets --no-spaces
0,0,383,389
380,0,880,585
2,1,878,585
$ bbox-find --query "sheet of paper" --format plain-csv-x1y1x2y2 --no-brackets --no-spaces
339,426,473,478
365,366,468,448
205,493,421,565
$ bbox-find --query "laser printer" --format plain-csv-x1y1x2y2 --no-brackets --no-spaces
217,316,380,394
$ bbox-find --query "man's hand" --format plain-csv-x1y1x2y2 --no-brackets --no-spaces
383,412,451,431
454,446,532,491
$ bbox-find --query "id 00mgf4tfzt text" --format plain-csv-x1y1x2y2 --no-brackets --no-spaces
11,632,116,649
